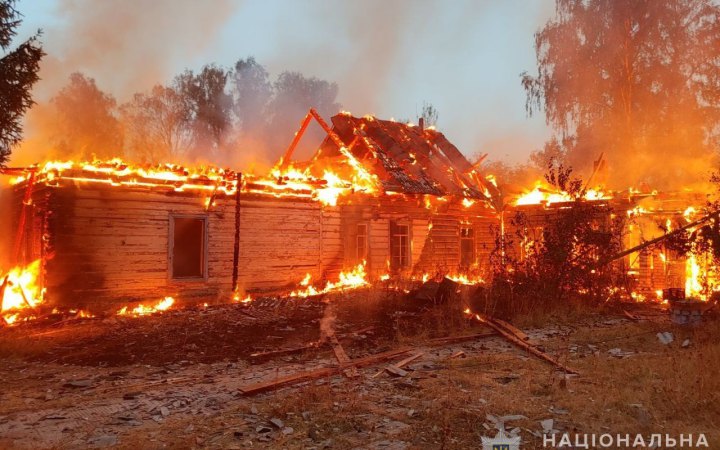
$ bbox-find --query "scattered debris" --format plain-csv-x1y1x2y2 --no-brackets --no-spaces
373,352,424,379
540,418,555,435
63,379,93,388
608,348,634,358
657,331,674,345
469,312,579,374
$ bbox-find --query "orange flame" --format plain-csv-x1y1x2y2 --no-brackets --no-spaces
515,181,610,206
1,260,43,324
117,296,175,317
289,262,369,297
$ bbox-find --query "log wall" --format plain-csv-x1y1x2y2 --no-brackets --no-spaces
235,197,343,292
40,185,235,311
341,195,499,278
11,183,500,311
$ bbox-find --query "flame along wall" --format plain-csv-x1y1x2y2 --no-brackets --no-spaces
9,180,351,310
8,177,500,311
12,182,237,310
505,192,719,302
339,194,498,278
622,193,717,301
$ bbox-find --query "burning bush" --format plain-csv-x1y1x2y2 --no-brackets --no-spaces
479,165,625,317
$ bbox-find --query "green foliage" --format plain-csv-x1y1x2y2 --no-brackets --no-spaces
0,0,43,165
522,0,720,186
484,167,625,317
50,72,122,159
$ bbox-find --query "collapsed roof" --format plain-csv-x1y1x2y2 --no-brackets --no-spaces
314,113,495,201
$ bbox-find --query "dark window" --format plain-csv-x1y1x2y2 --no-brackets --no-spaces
171,216,207,279
460,225,475,268
356,223,368,262
390,221,410,271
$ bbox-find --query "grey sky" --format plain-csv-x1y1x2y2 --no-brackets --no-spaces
16,0,555,163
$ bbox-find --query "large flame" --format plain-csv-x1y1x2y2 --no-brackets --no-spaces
289,262,369,297
1,260,43,324
15,159,239,195
514,182,610,206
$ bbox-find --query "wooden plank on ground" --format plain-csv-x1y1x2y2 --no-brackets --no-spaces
238,347,413,395
472,313,578,375
426,331,496,345
372,351,424,378
328,331,359,378
250,343,319,359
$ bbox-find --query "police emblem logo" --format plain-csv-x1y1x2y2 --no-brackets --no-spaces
481,430,521,450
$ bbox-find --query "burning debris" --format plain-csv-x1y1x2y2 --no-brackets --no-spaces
1,260,43,325
117,296,175,317
289,263,370,298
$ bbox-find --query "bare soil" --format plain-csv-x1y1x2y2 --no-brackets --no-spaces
0,289,718,449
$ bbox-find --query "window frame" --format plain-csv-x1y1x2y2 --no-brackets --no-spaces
355,223,368,262
390,220,411,272
459,223,476,268
169,213,209,281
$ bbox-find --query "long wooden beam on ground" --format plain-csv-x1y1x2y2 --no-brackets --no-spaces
471,313,579,375
426,331,497,345
327,329,360,378
238,347,413,395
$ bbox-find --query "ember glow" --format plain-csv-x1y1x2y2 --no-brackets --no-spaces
117,297,175,317
289,262,369,297
1,260,43,324
15,159,239,195
445,273,485,286
514,182,610,206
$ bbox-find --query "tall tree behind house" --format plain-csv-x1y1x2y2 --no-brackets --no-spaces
266,71,341,159
230,57,272,137
173,64,232,159
120,85,194,162
0,0,43,166
522,0,720,188
50,72,123,160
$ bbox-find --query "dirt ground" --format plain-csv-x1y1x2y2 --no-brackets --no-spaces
0,288,718,449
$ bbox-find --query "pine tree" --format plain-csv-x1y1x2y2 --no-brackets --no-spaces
0,0,43,166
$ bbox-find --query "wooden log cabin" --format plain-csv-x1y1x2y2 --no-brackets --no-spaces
4,112,501,311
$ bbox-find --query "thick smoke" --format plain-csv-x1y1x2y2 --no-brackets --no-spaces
34,0,238,99
13,0,239,166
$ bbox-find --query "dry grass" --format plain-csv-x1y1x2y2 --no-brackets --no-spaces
2,298,719,449
246,317,720,449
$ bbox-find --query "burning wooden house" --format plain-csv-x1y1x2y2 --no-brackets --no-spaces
0,110,501,319
506,181,720,304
